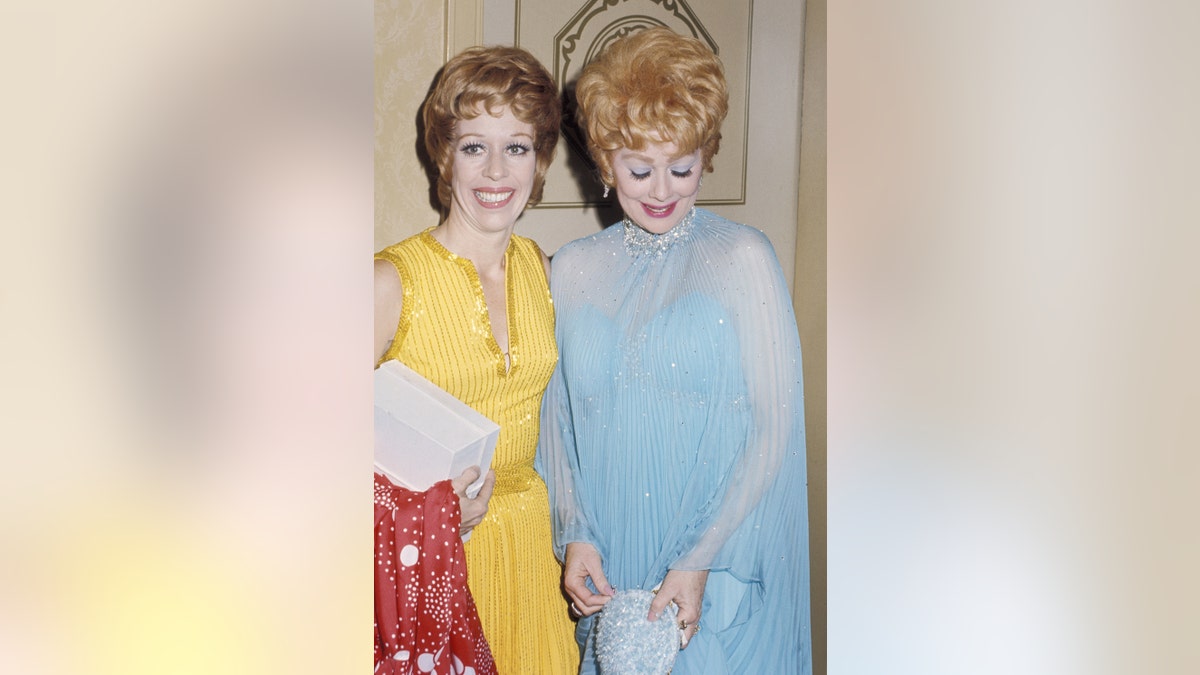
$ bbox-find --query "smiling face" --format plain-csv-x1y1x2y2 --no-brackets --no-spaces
447,106,537,234
611,140,703,234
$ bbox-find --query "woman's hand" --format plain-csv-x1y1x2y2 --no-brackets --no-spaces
451,466,495,537
563,542,615,617
648,569,709,649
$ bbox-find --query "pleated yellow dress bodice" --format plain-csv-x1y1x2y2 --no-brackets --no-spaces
376,229,578,675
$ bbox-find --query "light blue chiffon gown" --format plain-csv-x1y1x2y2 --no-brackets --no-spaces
537,207,812,674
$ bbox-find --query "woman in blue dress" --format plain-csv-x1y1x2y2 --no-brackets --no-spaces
537,27,812,674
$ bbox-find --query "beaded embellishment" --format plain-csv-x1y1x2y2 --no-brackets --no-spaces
622,207,698,258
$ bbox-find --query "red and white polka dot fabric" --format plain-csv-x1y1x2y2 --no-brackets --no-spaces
375,474,495,675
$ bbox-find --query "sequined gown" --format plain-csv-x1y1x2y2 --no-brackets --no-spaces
376,229,578,675
538,208,812,673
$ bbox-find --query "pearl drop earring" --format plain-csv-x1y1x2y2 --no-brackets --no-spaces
602,184,610,199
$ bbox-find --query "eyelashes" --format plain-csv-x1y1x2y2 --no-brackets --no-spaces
628,168,695,181
458,142,532,156
459,142,485,156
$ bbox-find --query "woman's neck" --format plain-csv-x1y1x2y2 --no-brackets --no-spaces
433,216,512,273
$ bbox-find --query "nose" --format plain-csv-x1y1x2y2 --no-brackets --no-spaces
648,171,670,202
484,152,508,180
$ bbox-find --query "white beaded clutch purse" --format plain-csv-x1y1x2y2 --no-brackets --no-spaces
594,589,681,675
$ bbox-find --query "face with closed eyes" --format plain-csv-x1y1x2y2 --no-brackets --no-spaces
610,140,703,235
448,106,537,234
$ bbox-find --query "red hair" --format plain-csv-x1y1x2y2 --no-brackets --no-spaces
575,27,728,187
423,46,561,210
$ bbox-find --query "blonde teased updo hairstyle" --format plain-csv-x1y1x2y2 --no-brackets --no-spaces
574,27,728,188
423,46,561,211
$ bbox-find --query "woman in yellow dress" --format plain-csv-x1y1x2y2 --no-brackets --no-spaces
373,46,578,674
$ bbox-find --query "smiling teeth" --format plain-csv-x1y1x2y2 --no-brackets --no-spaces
475,190,513,203
646,204,669,214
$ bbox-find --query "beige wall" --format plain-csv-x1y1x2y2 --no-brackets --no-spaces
374,0,450,250
795,0,827,672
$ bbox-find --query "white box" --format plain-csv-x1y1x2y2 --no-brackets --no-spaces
374,359,499,500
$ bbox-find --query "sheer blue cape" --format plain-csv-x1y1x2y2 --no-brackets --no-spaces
537,208,812,673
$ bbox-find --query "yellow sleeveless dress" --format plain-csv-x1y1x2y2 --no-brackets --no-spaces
376,229,579,675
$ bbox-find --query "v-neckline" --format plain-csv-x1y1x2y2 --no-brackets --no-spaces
421,229,514,376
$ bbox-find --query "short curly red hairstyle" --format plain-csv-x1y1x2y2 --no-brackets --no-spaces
423,46,561,210
574,27,728,188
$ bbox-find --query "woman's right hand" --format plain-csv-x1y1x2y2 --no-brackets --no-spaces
563,542,615,617
451,466,495,537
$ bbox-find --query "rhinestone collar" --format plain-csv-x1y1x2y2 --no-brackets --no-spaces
622,207,698,258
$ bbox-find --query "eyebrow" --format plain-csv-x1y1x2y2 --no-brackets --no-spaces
457,132,535,140
621,150,698,164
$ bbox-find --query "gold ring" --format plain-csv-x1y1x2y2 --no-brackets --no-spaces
678,619,688,630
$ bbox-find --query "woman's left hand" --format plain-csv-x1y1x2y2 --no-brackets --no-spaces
648,569,709,649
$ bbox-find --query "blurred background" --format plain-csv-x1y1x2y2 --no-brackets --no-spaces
829,1,1200,673
1,2,372,673
2,0,1198,673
